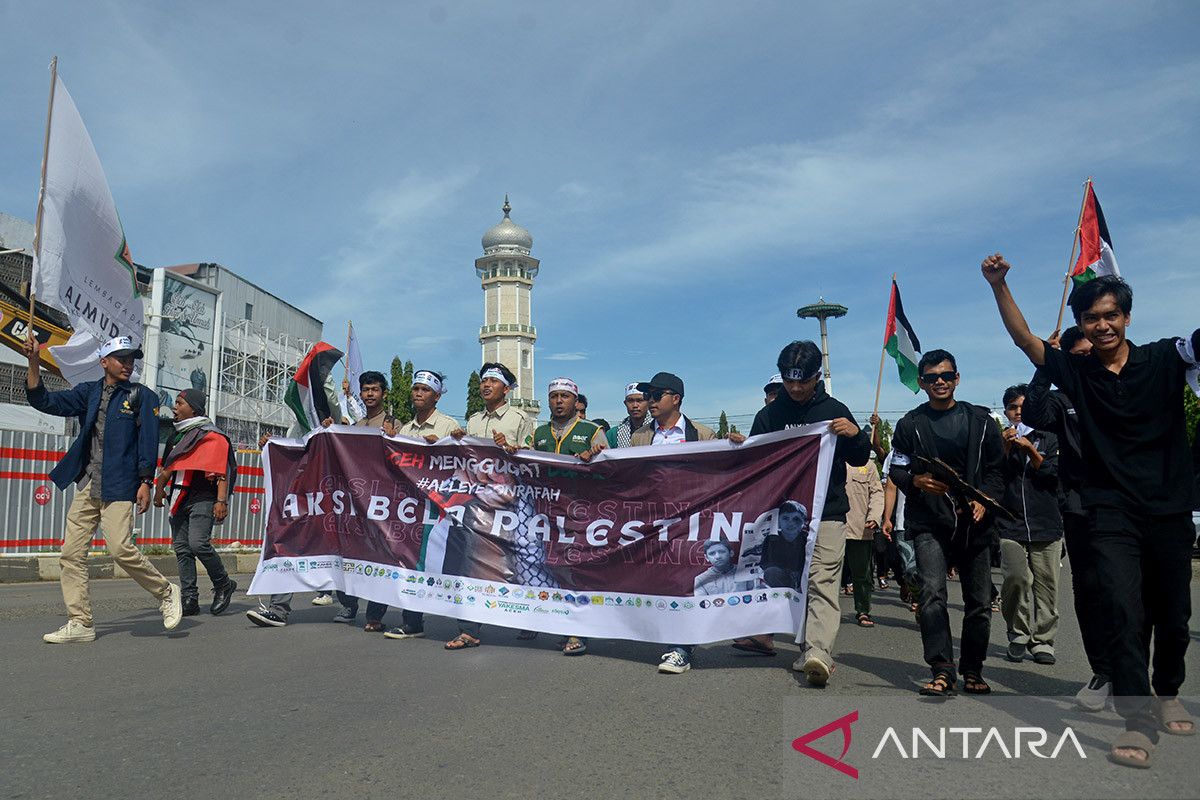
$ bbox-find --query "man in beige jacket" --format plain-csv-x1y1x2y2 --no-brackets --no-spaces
843,458,884,627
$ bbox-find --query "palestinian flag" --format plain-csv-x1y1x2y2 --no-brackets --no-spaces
1069,182,1119,286
163,426,236,515
284,342,344,433
884,279,921,393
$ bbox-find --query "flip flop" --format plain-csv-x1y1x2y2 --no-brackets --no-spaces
1107,730,1154,769
444,633,481,650
561,636,588,656
731,638,777,656
1155,697,1196,736
856,613,875,628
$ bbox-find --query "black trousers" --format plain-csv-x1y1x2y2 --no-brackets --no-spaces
912,519,992,682
1089,508,1193,742
1062,512,1109,679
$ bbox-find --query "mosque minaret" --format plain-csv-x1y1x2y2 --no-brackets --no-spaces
476,196,540,417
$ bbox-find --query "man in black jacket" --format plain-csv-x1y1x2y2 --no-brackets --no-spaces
889,349,1004,696
1022,326,1112,710
996,384,1062,666
743,340,871,685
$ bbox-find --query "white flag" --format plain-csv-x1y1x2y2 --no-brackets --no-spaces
338,322,367,423
32,74,144,384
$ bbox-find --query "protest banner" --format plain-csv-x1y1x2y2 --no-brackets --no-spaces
249,424,835,643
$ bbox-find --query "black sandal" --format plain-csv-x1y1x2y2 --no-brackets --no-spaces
962,673,992,695
919,672,955,697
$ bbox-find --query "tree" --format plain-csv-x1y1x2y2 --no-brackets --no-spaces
717,410,729,438
466,371,484,418
387,357,415,423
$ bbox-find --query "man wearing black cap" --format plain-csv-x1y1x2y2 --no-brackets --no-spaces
154,388,238,616
24,335,182,643
740,341,871,684
630,372,716,447
629,372,716,674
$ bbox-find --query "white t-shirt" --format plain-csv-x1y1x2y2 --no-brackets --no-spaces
882,450,906,531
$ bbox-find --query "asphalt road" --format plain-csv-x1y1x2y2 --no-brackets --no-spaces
2,565,1197,800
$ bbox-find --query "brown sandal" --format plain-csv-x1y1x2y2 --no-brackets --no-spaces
1108,730,1154,769
1155,697,1196,736
363,621,384,633
856,613,875,627
444,633,481,650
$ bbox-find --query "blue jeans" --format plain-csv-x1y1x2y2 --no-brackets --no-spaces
170,500,230,602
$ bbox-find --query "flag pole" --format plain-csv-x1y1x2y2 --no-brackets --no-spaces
1052,177,1092,336
343,320,354,397
872,273,896,419
29,56,58,333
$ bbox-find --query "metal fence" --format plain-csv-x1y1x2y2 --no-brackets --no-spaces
0,428,266,555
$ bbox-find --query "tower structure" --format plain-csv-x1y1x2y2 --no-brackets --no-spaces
477,197,540,417
796,297,848,395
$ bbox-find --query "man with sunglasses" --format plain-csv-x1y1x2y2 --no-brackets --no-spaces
983,255,1199,768
24,335,183,643
888,349,1004,697
736,341,871,681
629,372,716,673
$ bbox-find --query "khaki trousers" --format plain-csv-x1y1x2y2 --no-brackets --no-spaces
61,486,170,626
999,538,1061,656
802,520,847,667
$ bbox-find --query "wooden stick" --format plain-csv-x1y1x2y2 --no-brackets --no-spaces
29,56,58,337
872,273,897,419
1053,177,1092,336
343,320,353,396
0,248,26,256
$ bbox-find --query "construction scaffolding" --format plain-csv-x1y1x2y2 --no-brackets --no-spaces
215,315,314,449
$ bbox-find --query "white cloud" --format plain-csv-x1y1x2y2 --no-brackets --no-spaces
545,352,588,361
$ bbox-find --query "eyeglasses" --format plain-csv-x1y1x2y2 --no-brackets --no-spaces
647,389,677,401
920,371,957,384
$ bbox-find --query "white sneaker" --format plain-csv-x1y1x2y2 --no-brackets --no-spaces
311,593,334,606
43,619,96,644
1075,674,1111,712
160,583,183,630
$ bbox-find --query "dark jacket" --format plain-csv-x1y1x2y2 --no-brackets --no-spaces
1021,367,1084,516
889,401,1005,532
27,379,159,502
750,384,871,522
995,429,1063,543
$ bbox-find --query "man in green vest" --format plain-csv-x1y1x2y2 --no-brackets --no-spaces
528,377,607,655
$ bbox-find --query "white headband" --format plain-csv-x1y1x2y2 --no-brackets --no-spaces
480,368,512,387
548,377,578,396
413,371,444,395
624,382,643,398
782,367,821,382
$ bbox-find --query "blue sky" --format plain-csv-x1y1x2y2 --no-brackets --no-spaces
2,1,1197,429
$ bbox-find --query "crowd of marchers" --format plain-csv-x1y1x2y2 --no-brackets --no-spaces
20,253,1200,771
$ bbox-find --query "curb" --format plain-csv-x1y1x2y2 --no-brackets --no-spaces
0,553,262,582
